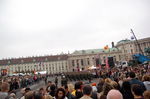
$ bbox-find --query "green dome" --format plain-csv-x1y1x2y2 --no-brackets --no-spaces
117,39,131,45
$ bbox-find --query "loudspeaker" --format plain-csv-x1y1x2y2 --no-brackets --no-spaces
96,58,100,66
108,57,115,67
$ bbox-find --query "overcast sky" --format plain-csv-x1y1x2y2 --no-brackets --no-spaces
0,0,150,59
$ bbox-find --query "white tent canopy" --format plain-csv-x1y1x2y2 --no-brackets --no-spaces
88,65,97,70
35,71,47,74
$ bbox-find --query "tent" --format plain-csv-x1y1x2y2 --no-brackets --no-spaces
88,65,98,70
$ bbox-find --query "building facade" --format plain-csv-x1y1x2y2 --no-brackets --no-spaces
0,37,149,75
116,37,150,61
0,55,70,75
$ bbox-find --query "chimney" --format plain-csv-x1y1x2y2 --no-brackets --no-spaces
112,42,114,48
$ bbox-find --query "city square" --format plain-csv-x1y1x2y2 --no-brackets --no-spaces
0,0,150,99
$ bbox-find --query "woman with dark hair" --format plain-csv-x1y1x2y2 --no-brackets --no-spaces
131,84,144,99
49,84,56,97
121,81,134,99
54,88,68,99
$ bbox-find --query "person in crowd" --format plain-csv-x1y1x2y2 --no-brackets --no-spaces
107,89,123,99
61,76,68,87
25,87,31,93
43,94,53,99
39,87,45,96
90,83,98,99
54,87,67,99
80,85,92,99
46,81,52,93
99,83,114,99
64,84,75,99
45,77,47,85
91,83,97,92
20,88,26,99
55,77,58,88
97,78,105,97
142,75,150,90
131,84,144,99
33,90,43,99
67,84,75,94
143,90,150,99
110,81,119,90
72,81,83,98
49,84,56,97
0,82,10,99
6,92,16,99
104,78,112,84
25,91,34,99
129,72,146,91
121,81,134,99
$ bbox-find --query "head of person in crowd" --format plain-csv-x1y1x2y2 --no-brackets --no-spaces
47,81,52,86
33,90,43,99
97,78,105,93
64,84,69,95
25,88,31,93
100,83,114,99
0,82,10,92
129,72,136,79
7,92,16,99
75,81,83,90
50,84,56,91
74,81,84,98
46,81,52,92
21,88,26,95
110,81,119,90
64,84,75,99
91,83,97,92
122,81,131,91
82,85,92,96
142,75,150,90
49,84,56,97
142,75,150,82
131,84,144,99
107,89,123,99
25,91,34,99
67,83,74,93
39,88,45,96
143,90,150,99
105,78,112,83
121,81,134,99
43,94,53,99
55,88,66,99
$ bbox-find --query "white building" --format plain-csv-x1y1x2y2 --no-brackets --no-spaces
0,55,70,75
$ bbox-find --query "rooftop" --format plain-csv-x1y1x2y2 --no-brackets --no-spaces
0,55,68,66
72,47,120,55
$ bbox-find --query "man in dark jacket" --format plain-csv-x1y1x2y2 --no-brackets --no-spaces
129,72,146,92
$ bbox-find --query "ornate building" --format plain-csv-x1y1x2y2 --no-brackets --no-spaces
0,37,149,75
116,37,150,61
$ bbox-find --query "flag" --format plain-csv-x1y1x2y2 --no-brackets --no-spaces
105,58,109,69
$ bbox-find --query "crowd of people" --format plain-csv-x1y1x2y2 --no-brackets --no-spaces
0,74,48,91
0,64,150,99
